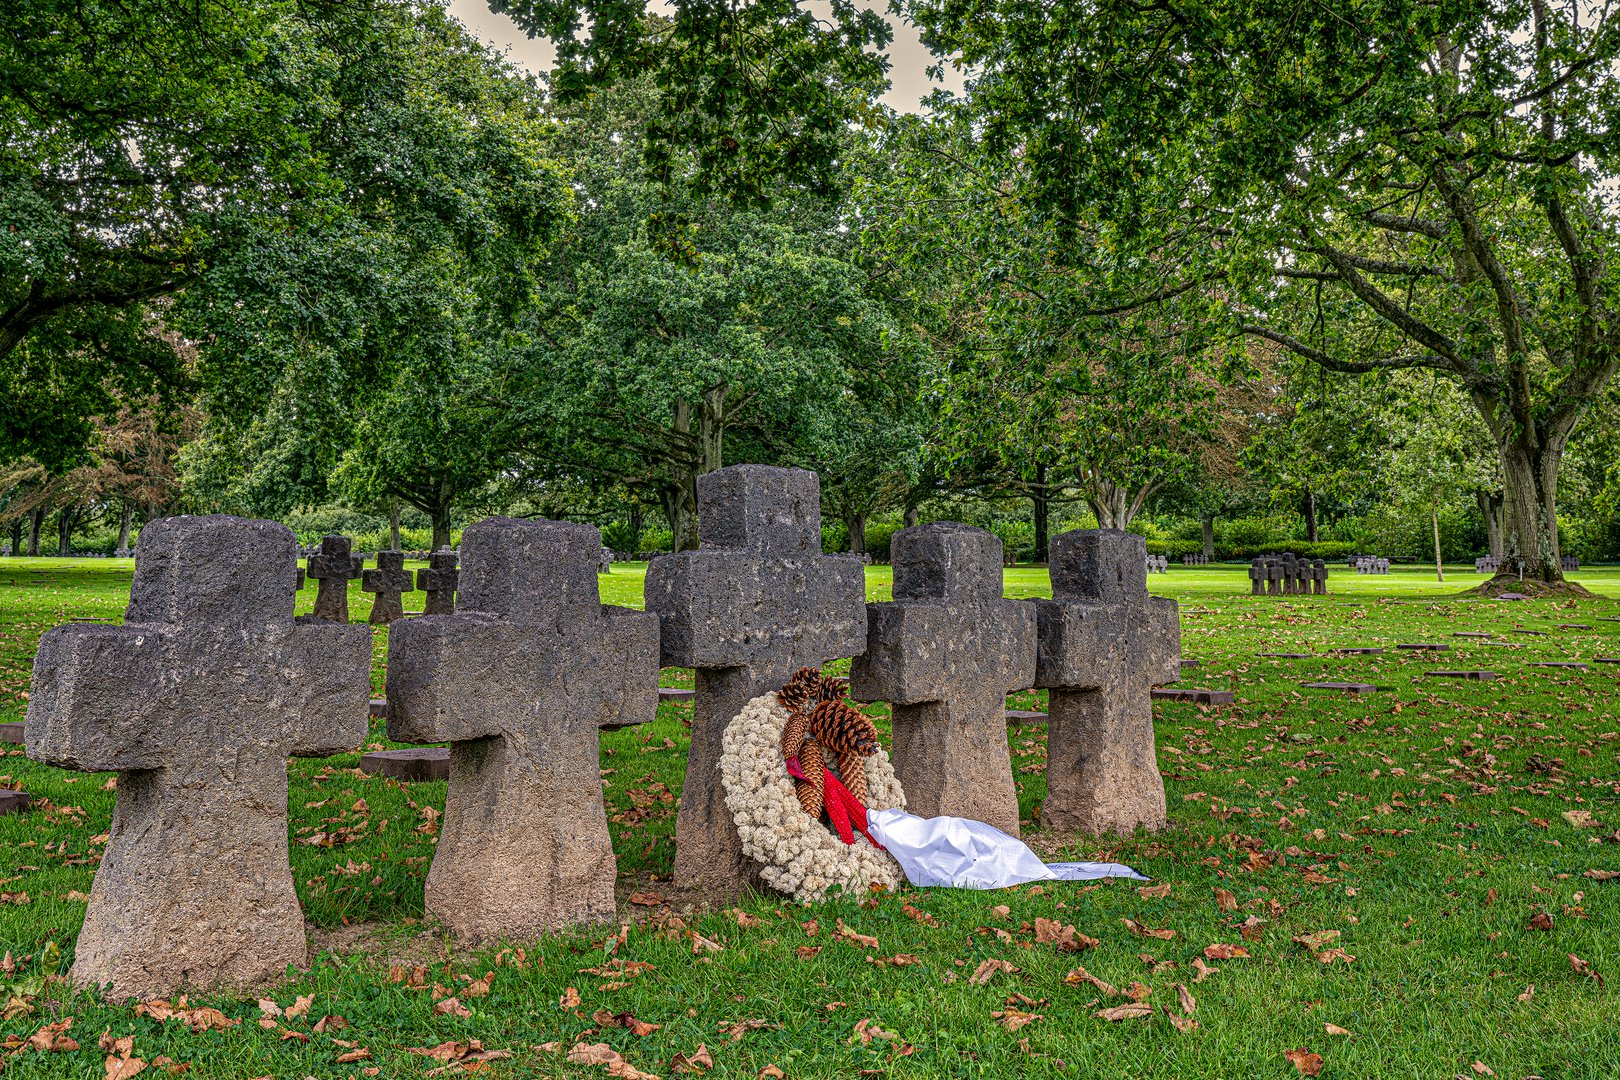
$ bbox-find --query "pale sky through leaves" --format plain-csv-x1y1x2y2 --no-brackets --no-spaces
446,0,959,112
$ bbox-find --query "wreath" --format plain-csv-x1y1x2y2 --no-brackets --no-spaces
721,669,906,902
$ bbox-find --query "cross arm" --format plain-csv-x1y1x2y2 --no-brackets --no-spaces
26,624,167,771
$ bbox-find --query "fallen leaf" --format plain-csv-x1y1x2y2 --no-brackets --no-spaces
1174,983,1196,1015
1315,947,1357,965
1561,810,1599,828
834,919,879,949
1202,943,1249,960
1285,1048,1324,1076
757,1067,785,1079
433,997,470,1019
28,1018,77,1053
560,987,582,1010
1064,966,1119,997
1191,958,1219,982
969,959,1021,986
671,1043,714,1074
629,892,664,906
1292,930,1341,952
1122,918,1175,940
335,1048,371,1064
989,905,1012,921
1472,1062,1495,1076
1166,1012,1199,1033
991,1009,1041,1032
901,904,937,926
1213,888,1238,912
594,1009,660,1037
1136,882,1171,899
1516,985,1534,1002
1094,1003,1152,1021
850,1018,903,1045
1034,918,1099,951
1569,954,1605,987
284,995,313,1021
1526,912,1555,931
1324,1023,1352,1036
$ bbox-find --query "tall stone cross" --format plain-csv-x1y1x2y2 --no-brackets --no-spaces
306,534,362,621
385,517,658,941
417,547,459,614
362,550,414,625
1031,529,1181,835
850,523,1035,836
26,515,370,999
645,465,866,900
1248,559,1265,596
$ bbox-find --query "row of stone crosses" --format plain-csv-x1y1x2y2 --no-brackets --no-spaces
25,465,1180,999
1248,554,1331,595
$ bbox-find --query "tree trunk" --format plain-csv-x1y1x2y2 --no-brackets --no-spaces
903,506,919,528
698,385,727,475
1497,437,1564,582
117,502,134,551
1031,462,1049,563
27,509,42,556
669,398,701,552
845,513,867,555
430,481,453,552
1475,489,1504,559
57,509,74,557
1304,489,1319,543
1200,514,1215,559
8,518,21,556
1431,503,1444,582
389,500,402,550
629,501,644,549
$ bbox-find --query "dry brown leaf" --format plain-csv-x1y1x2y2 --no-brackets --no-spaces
1526,911,1555,931
1202,943,1249,960
834,919,879,949
1315,948,1357,965
593,1009,661,1037
1285,1048,1324,1076
1292,930,1341,951
1033,918,1099,951
629,892,664,907
1191,958,1219,982
1213,888,1238,912
1324,1023,1352,1036
850,1018,903,1045
569,1042,623,1066
1094,1003,1152,1022
463,971,495,998
1167,1013,1199,1033
433,997,470,1019
334,1048,371,1064
1064,965,1120,997
969,959,1021,986
901,904,937,927
690,933,724,955
1136,882,1171,899
1174,983,1196,1015
28,1018,77,1053
671,1043,714,1074
757,1067,785,1079
1568,954,1605,987
1122,918,1175,940
991,1009,1041,1032
1472,1062,1495,1076
560,987,583,1010
990,905,1012,921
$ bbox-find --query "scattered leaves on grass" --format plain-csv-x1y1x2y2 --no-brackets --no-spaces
594,1009,660,1036
1569,954,1605,988
1202,943,1250,960
629,892,664,906
835,919,878,949
1034,918,1098,951
567,1041,660,1080
1065,966,1119,997
671,1044,713,1074
969,959,1021,986
433,997,471,1019
26,1018,78,1052
992,1009,1041,1032
99,1032,145,1080
1137,882,1171,899
1174,984,1196,1015
1191,958,1219,982
1122,917,1175,940
1095,1003,1152,1022
901,904,937,926
1213,888,1238,911
1526,912,1555,931
132,1000,236,1034
1285,1048,1325,1076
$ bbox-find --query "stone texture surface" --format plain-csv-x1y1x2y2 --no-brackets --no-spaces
1032,530,1180,836
25,515,370,999
850,523,1034,835
1152,688,1236,705
306,535,362,622
359,747,449,781
1426,670,1498,680
644,465,866,900
0,721,22,744
386,516,658,941
417,548,460,615
362,550,414,625
1302,682,1379,694
0,790,30,815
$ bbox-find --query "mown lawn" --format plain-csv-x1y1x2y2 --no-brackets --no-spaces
2,558,1618,1078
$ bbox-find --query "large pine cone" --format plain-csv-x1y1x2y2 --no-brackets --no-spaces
795,740,826,818
780,708,810,761
811,674,849,703
808,700,880,756
777,680,814,713
834,747,868,803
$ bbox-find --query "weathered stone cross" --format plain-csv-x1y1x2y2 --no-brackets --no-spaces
26,515,371,999
645,465,866,900
362,549,414,625
417,547,459,614
306,534,362,621
850,523,1035,836
1031,529,1181,835
385,517,658,941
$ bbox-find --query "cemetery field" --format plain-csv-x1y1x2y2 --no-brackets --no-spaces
2,559,1619,1079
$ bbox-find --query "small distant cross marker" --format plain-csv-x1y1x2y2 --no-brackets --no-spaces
361,550,414,625
305,535,362,622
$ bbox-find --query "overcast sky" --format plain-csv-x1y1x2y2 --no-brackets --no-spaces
446,0,959,113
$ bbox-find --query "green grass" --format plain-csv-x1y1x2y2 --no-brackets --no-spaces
2,558,1619,1078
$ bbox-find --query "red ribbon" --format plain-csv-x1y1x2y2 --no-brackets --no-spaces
785,755,884,851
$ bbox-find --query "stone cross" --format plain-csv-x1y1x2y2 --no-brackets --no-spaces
26,515,370,999
305,534,362,622
1312,558,1328,595
849,523,1035,836
386,517,658,941
1265,558,1284,595
361,550,414,625
1030,529,1181,835
645,465,866,900
1279,553,1296,594
1248,559,1264,596
417,547,459,615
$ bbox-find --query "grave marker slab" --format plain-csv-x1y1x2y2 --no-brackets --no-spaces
1527,662,1589,670
305,535,362,622
369,699,388,719
1302,682,1379,695
1006,708,1048,723
1425,671,1498,681
658,687,695,702
1557,623,1592,631
1595,657,1620,664
1397,643,1451,651
386,517,659,940
1151,687,1235,705
0,790,30,815
26,515,371,998
1032,530,1180,835
417,547,460,615
645,466,866,899
1454,632,1491,638
1258,652,1312,659
359,747,449,782
1333,648,1385,656
851,523,1035,835
0,721,22,744
361,550,414,625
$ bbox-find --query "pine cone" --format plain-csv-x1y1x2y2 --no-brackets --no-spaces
835,747,868,803
795,740,826,818
777,681,813,712
780,708,810,761
808,700,879,756
812,674,849,703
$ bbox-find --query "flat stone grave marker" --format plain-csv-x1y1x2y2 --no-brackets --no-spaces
852,522,1035,835
386,516,658,940
658,687,695,702
25,515,370,999
1454,632,1491,638
1152,688,1235,705
0,790,31,815
1527,662,1589,670
1496,592,1528,601
1511,629,1548,636
1258,652,1312,659
359,747,449,782
1302,682,1379,695
1425,671,1498,681
1557,623,1592,631
645,465,865,899
369,698,388,719
1482,642,1524,648
1397,643,1450,651
1595,657,1620,664
0,721,22,744
1031,529,1180,835
1332,647,1385,655
1006,708,1048,723
1181,659,1201,668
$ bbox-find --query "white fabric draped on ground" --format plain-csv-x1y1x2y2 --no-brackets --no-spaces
865,808,1147,889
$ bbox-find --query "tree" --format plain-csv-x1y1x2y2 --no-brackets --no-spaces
894,0,1620,587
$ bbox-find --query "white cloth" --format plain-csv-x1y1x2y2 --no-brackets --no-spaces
864,808,1148,890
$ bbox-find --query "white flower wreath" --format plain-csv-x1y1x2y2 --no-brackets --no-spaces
720,691,907,902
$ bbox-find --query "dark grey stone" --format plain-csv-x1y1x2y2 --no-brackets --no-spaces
417,547,459,615
1333,648,1385,655
305,534,362,622
385,516,659,941
1031,530,1180,836
1397,643,1451,651
850,523,1035,836
369,698,388,719
0,721,22,744
644,465,866,900
362,550,414,625
1006,708,1048,723
359,747,449,781
1425,671,1498,680
1527,662,1589,670
658,687,695,702
0,790,29,815
1302,682,1379,694
26,515,371,999
1151,688,1235,705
